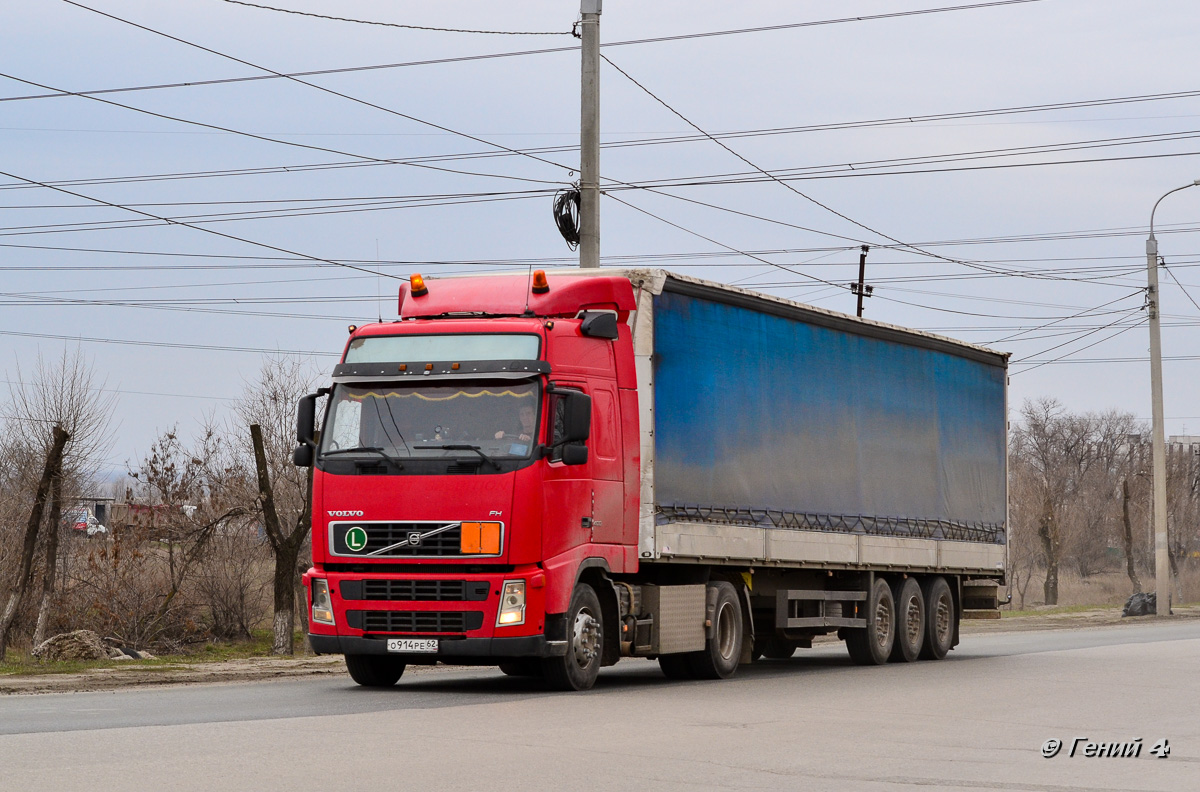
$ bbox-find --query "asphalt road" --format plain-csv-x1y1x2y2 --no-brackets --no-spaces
2,621,1197,791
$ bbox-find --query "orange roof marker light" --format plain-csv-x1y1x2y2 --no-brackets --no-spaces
531,270,549,294
410,273,429,297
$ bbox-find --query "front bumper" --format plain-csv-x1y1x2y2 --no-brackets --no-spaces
309,633,567,663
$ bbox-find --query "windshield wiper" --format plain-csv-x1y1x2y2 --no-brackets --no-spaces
413,443,501,471
321,446,403,468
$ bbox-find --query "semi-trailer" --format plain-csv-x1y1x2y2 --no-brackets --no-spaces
296,269,1008,690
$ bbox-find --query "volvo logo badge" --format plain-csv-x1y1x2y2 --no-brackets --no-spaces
407,531,422,546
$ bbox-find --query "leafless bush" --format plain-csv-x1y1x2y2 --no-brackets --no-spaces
195,530,271,640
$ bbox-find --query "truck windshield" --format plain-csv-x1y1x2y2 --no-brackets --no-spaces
321,381,540,459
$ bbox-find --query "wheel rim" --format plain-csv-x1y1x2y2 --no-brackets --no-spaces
905,595,922,646
874,596,892,650
934,593,952,645
571,607,601,669
715,600,737,660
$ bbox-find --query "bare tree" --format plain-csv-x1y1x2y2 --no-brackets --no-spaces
236,356,320,655
0,348,115,655
0,426,69,658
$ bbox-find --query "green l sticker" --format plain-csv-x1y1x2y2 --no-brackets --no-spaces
345,526,367,552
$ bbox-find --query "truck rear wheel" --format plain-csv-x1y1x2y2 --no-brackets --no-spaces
889,577,925,663
687,581,743,679
920,576,955,660
541,584,603,691
345,654,406,687
845,578,895,665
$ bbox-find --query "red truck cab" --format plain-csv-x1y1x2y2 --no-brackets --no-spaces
299,271,640,689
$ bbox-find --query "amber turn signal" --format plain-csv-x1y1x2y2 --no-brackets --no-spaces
410,273,429,297
531,269,549,294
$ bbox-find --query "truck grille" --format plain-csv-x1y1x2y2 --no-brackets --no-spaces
351,610,485,634
330,521,473,558
354,579,490,602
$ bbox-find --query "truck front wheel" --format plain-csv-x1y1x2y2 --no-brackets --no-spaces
541,584,603,691
345,654,406,687
845,577,895,665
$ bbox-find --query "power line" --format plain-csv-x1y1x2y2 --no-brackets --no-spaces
61,0,580,180
0,167,405,282
1,378,234,402
220,0,572,35
6,87,1198,194
5,1,1057,108
1163,259,1200,315
0,328,336,356
987,291,1146,344
227,0,1044,42
605,192,848,292
0,191,549,238
601,53,1125,285
1011,319,1149,372
0,70,564,188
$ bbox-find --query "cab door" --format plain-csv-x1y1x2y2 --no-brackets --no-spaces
587,381,625,546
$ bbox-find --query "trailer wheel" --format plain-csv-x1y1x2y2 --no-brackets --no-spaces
541,583,603,691
688,581,743,679
658,654,695,679
845,578,895,665
344,654,406,687
889,577,925,663
920,576,955,660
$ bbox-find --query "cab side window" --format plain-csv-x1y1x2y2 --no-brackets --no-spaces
548,388,585,463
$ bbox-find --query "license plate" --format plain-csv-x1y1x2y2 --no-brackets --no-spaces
386,638,438,653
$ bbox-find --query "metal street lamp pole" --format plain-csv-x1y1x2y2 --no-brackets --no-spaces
1146,179,1199,616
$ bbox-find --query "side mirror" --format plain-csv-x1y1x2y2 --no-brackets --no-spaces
296,393,319,445
560,391,591,444
293,392,321,468
560,443,588,466
292,444,315,467
579,311,619,340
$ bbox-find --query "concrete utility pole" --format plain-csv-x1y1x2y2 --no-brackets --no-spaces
579,0,601,268
1146,179,1199,615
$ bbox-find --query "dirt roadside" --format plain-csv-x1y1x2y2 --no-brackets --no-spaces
4,605,1198,696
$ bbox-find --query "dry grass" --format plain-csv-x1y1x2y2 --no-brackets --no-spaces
1005,564,1200,610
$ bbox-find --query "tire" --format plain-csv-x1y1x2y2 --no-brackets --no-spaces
658,654,695,679
920,576,955,660
844,578,895,665
687,581,743,679
541,584,604,691
760,637,797,660
498,660,540,677
889,577,925,663
344,654,406,687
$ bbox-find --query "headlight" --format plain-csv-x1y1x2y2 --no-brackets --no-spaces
496,580,526,627
311,578,335,625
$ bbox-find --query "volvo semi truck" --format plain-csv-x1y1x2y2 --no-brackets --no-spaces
295,269,1008,690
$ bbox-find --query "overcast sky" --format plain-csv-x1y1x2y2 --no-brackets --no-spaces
4,0,1200,478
